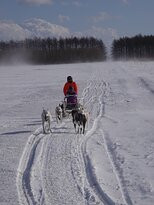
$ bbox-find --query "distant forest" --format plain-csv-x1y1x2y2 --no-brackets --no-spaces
1,35,154,64
0,37,107,64
112,35,154,60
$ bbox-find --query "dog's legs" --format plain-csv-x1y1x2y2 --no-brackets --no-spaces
76,124,79,134
59,114,62,123
77,127,79,134
55,111,58,123
86,116,89,128
77,122,80,134
60,113,63,123
76,124,78,133
48,120,51,133
42,122,45,134
56,116,58,124
83,120,86,134
49,120,52,133
73,122,75,133
80,125,83,134
83,123,85,134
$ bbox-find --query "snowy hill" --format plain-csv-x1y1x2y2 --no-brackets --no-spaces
0,20,30,41
22,18,70,38
0,61,154,205
0,18,70,41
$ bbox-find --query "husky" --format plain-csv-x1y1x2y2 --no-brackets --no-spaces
41,108,52,134
55,104,63,123
72,107,89,134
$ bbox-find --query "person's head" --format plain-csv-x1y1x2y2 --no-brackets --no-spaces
67,76,73,83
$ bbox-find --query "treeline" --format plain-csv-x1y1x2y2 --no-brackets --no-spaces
112,35,154,60
0,37,107,64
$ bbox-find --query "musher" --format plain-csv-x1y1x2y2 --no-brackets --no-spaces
63,76,78,109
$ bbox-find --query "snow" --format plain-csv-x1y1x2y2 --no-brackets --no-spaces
0,61,154,205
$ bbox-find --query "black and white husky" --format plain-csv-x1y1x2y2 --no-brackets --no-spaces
55,104,63,123
41,108,52,133
72,107,89,134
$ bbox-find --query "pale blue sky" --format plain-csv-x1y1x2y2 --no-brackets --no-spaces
0,0,154,44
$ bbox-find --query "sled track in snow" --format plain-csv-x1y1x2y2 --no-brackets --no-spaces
139,77,154,94
16,127,48,205
101,131,133,205
80,81,117,204
80,79,132,205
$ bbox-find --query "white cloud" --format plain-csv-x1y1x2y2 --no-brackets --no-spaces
0,21,30,41
121,0,128,4
0,18,119,50
60,0,82,7
58,15,70,23
92,12,111,23
18,0,53,5
82,26,119,48
22,18,70,38
0,18,70,41
72,1,82,7
92,11,121,23
70,26,119,52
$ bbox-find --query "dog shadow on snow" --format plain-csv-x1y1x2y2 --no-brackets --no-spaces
0,130,31,136
25,122,42,126
25,120,42,127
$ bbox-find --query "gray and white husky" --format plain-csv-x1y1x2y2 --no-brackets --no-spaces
55,104,63,123
41,108,52,133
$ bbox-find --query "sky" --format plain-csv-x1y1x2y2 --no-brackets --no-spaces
0,0,154,46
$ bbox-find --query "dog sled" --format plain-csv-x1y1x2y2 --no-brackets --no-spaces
62,95,81,115
55,94,83,120
55,95,88,134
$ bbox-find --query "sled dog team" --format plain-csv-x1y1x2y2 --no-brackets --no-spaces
41,105,89,134
41,75,89,134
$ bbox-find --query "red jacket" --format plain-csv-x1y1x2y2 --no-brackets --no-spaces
63,82,78,96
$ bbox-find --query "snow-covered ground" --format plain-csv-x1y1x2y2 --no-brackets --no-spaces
0,61,154,205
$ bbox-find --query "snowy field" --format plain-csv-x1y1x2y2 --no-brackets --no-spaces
0,61,154,205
